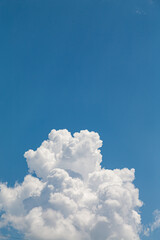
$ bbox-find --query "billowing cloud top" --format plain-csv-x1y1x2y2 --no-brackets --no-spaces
0,129,142,240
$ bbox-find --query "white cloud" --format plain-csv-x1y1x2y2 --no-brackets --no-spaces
0,129,143,240
143,209,160,237
151,210,160,232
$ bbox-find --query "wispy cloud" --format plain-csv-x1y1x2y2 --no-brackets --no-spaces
136,8,146,15
143,209,160,237
0,234,10,240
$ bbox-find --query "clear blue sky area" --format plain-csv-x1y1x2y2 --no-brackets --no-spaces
0,0,160,239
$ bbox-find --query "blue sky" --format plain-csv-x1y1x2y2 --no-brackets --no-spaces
0,0,160,239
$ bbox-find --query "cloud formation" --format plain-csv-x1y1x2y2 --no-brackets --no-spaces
0,129,143,240
151,210,160,232
143,209,160,237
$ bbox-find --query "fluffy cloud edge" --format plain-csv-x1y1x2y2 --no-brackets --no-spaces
0,129,153,240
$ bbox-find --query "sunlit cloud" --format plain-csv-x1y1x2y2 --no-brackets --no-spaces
0,129,144,239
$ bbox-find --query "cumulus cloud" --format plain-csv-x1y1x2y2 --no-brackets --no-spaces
0,129,143,240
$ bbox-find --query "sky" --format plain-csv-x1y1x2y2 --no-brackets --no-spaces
0,0,160,239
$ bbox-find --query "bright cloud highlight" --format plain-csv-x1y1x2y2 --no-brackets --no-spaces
0,129,143,240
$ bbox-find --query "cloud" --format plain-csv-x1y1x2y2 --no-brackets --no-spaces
0,234,10,240
151,210,160,232
143,209,160,237
0,129,143,240
136,9,146,15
